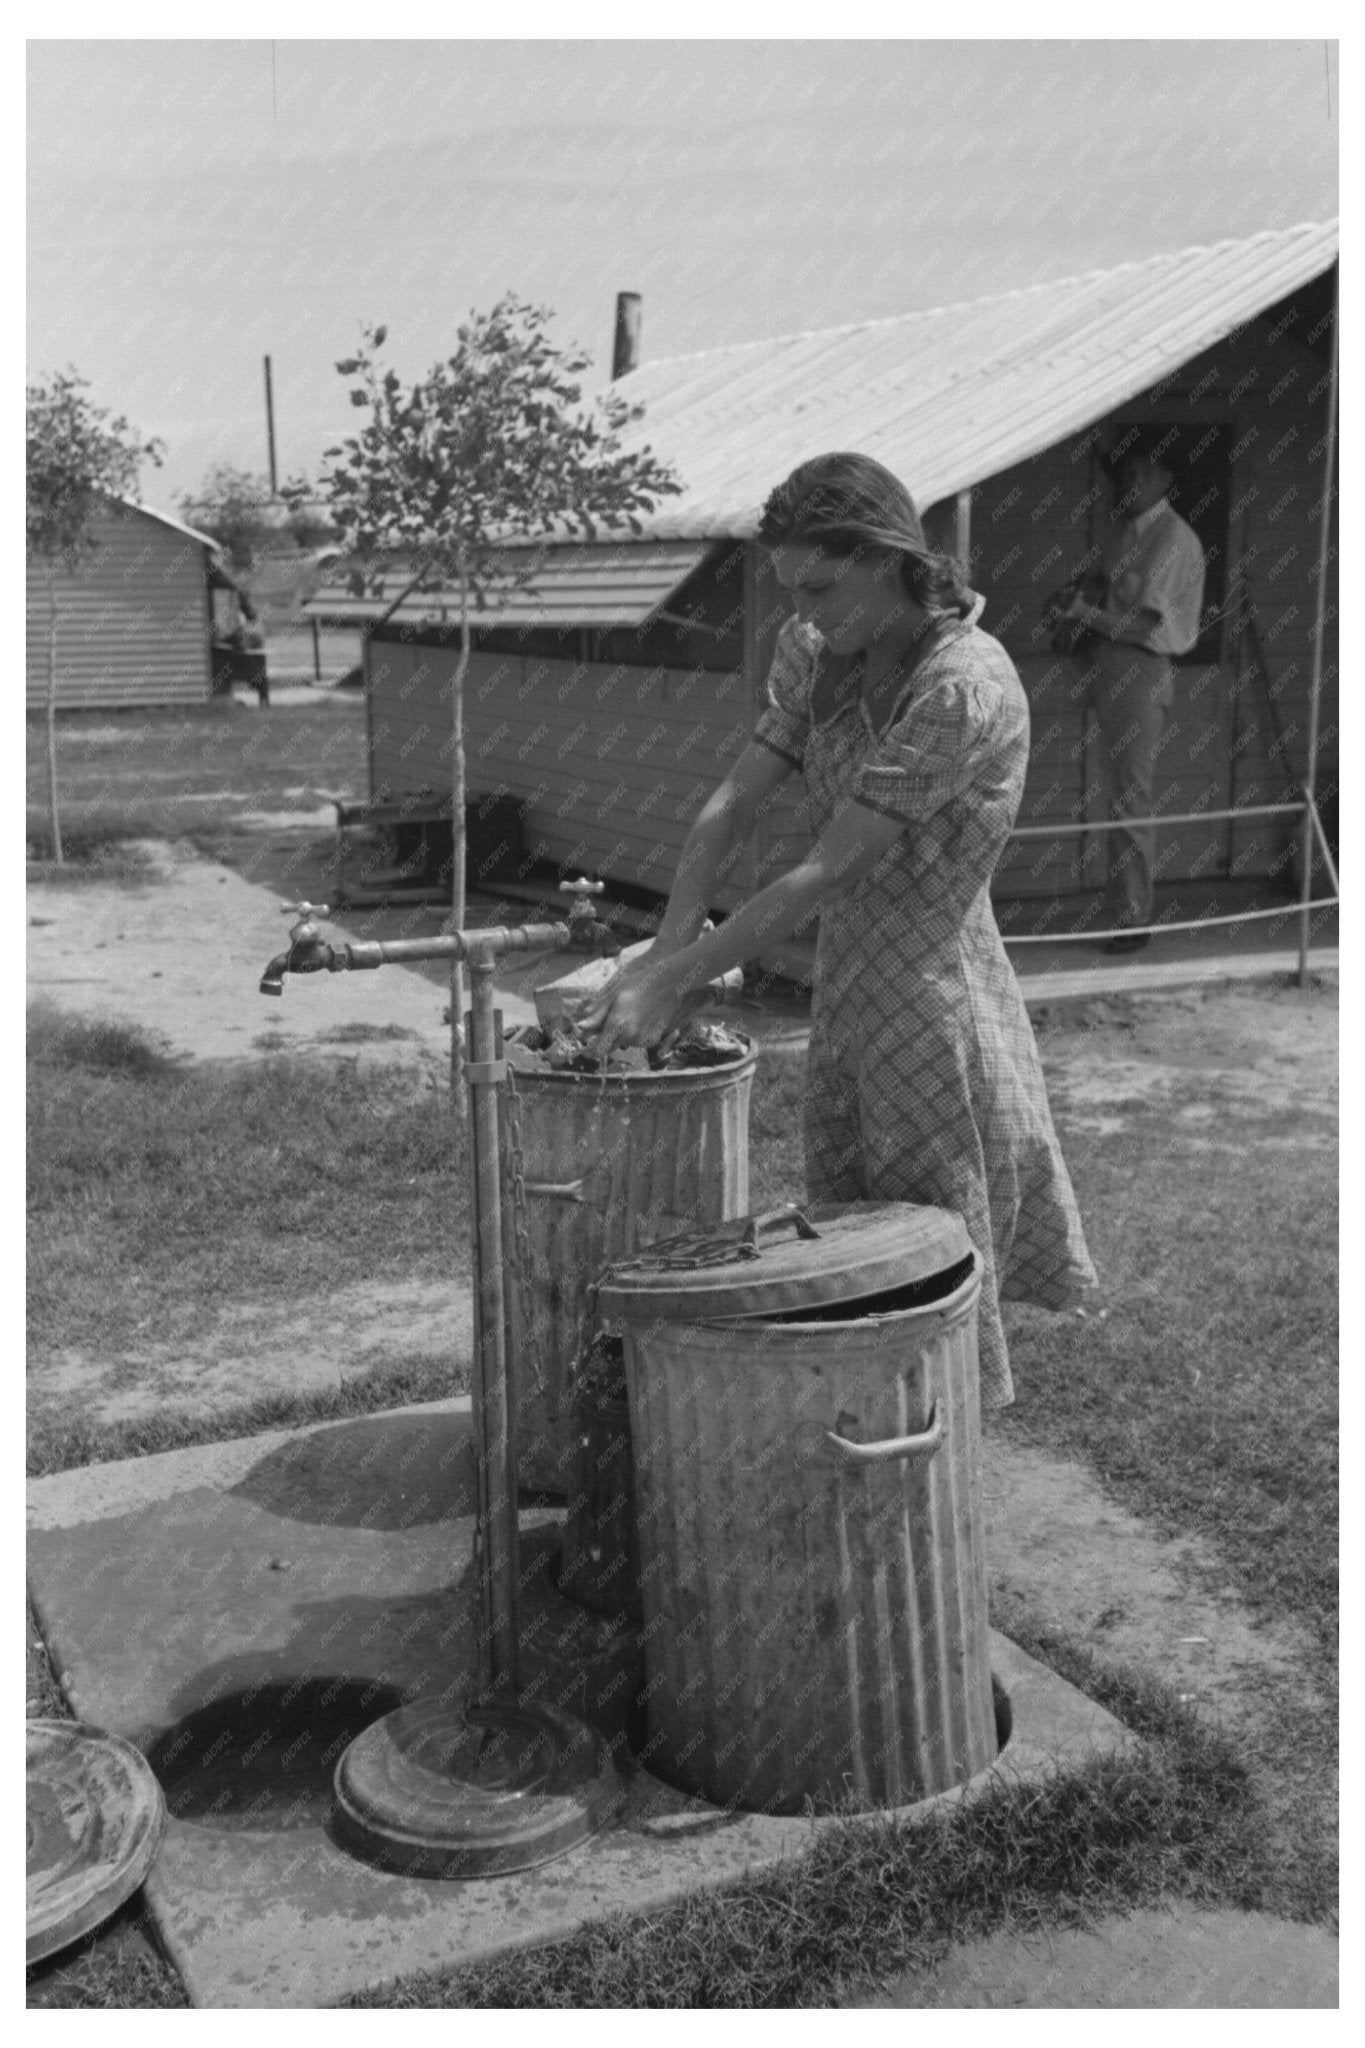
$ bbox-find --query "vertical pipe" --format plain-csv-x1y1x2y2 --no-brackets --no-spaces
466,951,519,1690
952,487,972,574
612,293,642,380
1081,452,1107,892
1298,274,1338,989
311,615,321,682
263,354,278,498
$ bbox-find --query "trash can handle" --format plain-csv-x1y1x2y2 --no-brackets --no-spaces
741,1206,821,1251
808,1402,944,1468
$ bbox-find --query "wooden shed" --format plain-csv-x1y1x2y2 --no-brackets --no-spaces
26,497,217,711
309,220,1338,917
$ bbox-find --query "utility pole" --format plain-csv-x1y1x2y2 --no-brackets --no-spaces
263,354,278,496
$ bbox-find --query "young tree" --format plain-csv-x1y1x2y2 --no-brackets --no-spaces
26,370,164,863
319,295,680,1089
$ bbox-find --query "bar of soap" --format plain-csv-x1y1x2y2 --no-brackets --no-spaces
533,939,652,1030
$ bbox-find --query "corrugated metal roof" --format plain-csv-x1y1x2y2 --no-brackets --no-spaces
607,220,1339,539
111,496,216,552
306,540,709,628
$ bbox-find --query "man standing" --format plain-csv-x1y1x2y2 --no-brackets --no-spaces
1065,434,1206,954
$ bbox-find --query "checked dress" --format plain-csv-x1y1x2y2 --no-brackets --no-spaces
753,602,1096,1407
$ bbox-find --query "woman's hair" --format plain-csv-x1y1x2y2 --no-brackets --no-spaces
757,451,972,615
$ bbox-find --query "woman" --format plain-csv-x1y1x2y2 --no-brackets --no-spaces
587,452,1095,1405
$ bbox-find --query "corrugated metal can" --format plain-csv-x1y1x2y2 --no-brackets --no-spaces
501,1049,755,1493
597,1203,997,1814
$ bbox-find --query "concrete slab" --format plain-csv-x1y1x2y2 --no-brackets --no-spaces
758,938,1338,1009
838,1906,1338,2008
28,1401,1134,2009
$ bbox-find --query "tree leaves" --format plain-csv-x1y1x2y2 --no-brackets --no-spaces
176,462,326,572
313,301,682,619
27,369,163,564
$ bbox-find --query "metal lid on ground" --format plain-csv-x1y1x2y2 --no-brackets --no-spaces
596,1200,973,1324
27,1720,167,1966
333,1693,625,1880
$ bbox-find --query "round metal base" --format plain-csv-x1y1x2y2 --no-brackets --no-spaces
27,1721,167,1966
333,1692,625,1879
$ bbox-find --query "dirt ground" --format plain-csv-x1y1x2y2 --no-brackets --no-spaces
1033,983,1336,1133
27,837,1336,1420
28,842,1337,1771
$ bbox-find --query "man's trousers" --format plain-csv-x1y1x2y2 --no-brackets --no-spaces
1088,642,1174,929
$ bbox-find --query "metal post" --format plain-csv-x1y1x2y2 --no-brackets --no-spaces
311,615,321,682
952,488,972,573
263,354,278,498
465,949,519,1691
260,912,590,1699
1298,273,1338,989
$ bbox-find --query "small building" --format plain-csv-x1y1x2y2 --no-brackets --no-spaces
26,496,219,712
310,219,1338,913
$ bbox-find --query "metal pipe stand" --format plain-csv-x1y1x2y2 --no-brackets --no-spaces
260,891,625,1877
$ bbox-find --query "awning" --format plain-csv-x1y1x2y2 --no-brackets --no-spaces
305,541,711,630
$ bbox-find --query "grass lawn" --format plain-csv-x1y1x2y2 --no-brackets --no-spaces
26,1006,804,1473
26,1004,1336,2005
25,697,369,861
1002,1121,1336,1673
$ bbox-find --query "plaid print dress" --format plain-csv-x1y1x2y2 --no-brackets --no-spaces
753,604,1097,1407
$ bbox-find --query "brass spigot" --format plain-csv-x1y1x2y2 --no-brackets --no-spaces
558,877,620,959
260,902,335,995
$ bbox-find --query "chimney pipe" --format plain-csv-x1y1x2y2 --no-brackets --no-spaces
612,293,642,380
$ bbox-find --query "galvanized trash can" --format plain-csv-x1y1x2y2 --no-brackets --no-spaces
556,1334,642,1626
501,1050,755,1494
596,1202,997,1815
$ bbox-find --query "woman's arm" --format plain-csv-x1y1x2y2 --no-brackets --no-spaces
587,795,905,1049
652,741,796,956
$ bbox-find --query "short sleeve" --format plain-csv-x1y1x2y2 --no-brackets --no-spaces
752,617,815,769
854,669,988,825
1140,523,1206,653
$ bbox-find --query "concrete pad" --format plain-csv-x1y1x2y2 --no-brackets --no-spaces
839,1906,1338,2007
759,937,1338,1008
1012,947,1339,1005
29,1401,1133,2009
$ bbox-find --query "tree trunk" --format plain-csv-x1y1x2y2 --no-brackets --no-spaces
448,562,471,1112
44,567,63,865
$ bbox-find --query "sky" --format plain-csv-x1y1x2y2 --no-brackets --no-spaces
27,38,1339,509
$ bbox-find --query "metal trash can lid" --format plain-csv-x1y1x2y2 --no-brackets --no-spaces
27,1720,167,1966
333,1693,625,1880
596,1200,973,1324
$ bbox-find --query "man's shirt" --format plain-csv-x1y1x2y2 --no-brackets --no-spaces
1101,497,1206,656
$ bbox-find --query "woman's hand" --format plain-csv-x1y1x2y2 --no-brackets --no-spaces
582,950,689,1056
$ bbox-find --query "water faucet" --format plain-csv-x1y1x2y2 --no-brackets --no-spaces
558,877,621,959
259,902,336,995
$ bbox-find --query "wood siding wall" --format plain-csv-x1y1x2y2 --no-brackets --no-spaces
365,304,1336,910
26,505,211,711
367,639,755,901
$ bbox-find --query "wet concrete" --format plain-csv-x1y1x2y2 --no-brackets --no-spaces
28,1399,1134,2008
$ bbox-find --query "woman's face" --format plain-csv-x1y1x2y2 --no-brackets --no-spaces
770,541,911,654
